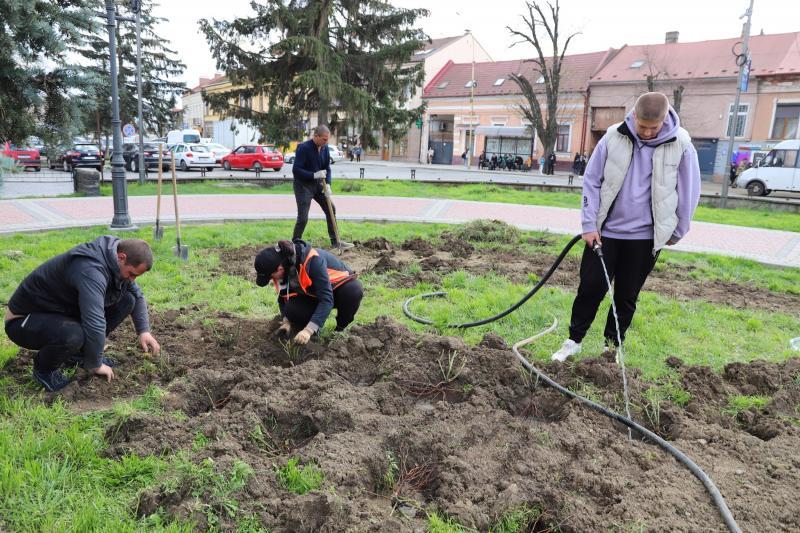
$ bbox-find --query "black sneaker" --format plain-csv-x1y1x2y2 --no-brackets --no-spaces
32,368,71,392
67,355,116,368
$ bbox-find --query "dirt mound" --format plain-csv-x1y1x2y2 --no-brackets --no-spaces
4,313,798,531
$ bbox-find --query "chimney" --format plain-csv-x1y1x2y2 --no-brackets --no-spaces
665,31,679,44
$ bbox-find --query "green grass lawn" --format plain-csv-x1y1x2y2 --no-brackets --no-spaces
92,179,800,233
1,220,798,531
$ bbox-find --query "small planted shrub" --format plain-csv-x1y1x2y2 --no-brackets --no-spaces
275,457,323,495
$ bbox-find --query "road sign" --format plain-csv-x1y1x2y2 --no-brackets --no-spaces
123,123,136,137
740,59,751,92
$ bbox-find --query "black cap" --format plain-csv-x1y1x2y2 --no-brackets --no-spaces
254,247,282,287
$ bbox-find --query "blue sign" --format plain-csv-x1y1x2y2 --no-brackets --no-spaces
122,123,136,137
740,59,751,92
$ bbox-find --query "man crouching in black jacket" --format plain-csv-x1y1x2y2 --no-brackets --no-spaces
4,236,161,391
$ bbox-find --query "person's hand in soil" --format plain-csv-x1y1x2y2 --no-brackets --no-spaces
92,363,115,382
293,326,314,345
277,318,291,340
139,332,161,355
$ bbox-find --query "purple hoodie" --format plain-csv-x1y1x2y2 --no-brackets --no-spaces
581,108,701,241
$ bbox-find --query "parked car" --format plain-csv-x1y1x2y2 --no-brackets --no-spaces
328,145,344,163
220,144,284,171
51,143,104,172
283,144,342,165
204,143,232,163
170,143,217,171
1,142,41,171
122,142,172,171
736,139,800,196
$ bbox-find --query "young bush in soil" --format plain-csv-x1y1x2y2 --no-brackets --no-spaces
275,457,323,495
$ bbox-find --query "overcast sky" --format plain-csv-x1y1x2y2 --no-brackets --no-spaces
155,0,800,95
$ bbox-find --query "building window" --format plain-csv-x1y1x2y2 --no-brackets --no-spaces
725,103,749,137
491,116,507,126
556,124,571,152
464,80,476,88
770,103,800,140
437,81,449,89
493,78,506,86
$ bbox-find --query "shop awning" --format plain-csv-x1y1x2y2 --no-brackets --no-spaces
474,125,533,137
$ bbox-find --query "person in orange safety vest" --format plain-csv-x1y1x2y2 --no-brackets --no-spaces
255,239,363,344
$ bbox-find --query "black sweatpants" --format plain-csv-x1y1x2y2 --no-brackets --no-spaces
4,292,135,372
292,179,338,245
280,279,364,331
568,237,659,345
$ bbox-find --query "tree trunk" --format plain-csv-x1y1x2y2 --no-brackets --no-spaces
673,85,684,114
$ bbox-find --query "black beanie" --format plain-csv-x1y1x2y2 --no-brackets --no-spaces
254,247,282,287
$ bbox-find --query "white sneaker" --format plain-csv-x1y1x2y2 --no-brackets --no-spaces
551,339,581,362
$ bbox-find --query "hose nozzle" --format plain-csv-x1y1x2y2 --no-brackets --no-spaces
592,240,603,258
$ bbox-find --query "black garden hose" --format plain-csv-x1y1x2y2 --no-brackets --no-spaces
403,234,583,328
402,234,742,533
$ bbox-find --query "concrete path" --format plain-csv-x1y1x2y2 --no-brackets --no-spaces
1,194,798,268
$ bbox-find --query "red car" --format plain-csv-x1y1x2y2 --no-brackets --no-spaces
221,144,283,172
2,142,41,171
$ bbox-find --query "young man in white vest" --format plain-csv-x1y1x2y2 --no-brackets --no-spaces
552,92,701,362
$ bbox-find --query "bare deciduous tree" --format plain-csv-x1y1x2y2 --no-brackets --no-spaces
507,0,578,158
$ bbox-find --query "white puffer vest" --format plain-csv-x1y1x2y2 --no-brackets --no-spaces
596,121,692,253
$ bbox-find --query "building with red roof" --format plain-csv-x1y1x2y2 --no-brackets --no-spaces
422,50,614,167
588,31,800,180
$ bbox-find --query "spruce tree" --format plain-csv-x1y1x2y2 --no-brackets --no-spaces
75,0,185,141
0,0,95,145
200,0,428,147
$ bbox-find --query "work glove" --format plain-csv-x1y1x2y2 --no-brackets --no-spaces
293,326,315,345
276,317,291,340
313,170,327,180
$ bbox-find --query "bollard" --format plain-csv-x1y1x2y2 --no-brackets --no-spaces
255,166,261,179
568,173,574,185
359,167,365,179
200,167,206,177
410,169,416,180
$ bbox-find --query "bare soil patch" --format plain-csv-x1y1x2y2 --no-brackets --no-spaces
3,313,799,531
215,229,800,314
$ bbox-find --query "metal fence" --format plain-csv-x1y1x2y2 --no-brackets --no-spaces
0,166,78,198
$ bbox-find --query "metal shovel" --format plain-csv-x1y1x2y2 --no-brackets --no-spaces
170,152,189,260
322,179,342,254
153,150,164,240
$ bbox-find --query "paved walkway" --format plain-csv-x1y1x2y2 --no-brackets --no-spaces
1,194,798,268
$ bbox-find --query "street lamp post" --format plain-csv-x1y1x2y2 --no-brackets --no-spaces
134,3,146,185
720,0,754,209
104,0,134,229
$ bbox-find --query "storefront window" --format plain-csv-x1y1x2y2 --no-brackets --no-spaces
770,104,800,140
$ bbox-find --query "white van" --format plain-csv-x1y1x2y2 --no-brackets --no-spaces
166,129,202,146
736,139,800,196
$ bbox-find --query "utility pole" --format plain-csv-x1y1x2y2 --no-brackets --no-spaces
134,0,146,185
721,0,754,209
467,30,476,169
104,0,134,229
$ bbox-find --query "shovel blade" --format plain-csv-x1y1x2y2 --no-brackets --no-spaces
173,245,189,261
153,225,164,241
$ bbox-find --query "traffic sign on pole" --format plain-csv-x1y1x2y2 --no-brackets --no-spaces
123,123,136,137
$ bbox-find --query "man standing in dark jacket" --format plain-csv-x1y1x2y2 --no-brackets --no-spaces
292,125,353,249
4,236,161,391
